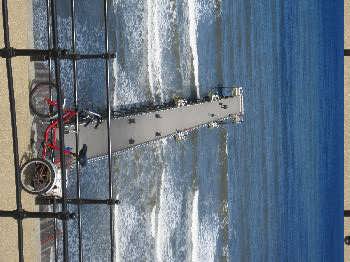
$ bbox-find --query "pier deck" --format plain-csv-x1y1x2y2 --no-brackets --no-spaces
64,92,244,159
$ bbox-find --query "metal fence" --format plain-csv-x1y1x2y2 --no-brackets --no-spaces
0,0,118,261
345,48,349,245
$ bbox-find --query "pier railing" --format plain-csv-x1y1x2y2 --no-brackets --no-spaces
0,0,118,261
345,48,349,245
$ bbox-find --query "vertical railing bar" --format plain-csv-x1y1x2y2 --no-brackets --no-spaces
345,48,349,246
46,3,54,162
52,200,58,262
103,1,115,261
70,0,83,261
49,0,69,261
45,1,58,261
1,1,24,261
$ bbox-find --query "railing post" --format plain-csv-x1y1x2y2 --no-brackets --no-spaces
1,0,24,261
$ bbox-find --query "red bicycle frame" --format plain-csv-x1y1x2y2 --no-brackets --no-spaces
42,98,77,161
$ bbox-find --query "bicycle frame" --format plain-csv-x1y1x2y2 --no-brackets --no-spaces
42,98,77,161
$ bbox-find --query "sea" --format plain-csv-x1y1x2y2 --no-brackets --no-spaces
32,0,343,261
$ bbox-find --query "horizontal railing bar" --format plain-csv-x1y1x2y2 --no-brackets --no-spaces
0,48,67,58
0,209,76,220
36,197,120,205
0,47,115,60
345,210,350,217
345,236,350,245
64,53,116,60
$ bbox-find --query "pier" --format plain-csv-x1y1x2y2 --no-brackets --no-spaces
64,90,244,159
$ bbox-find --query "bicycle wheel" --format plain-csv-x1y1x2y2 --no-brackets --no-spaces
20,158,56,195
29,82,64,120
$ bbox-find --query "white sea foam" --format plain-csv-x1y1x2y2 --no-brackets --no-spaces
155,167,167,261
188,0,200,99
188,0,222,98
191,190,199,262
151,204,157,238
199,214,220,261
114,1,223,259
147,0,155,102
112,61,141,107
111,1,151,108
117,204,145,261
155,145,184,261
147,0,166,102
114,204,120,262
155,167,177,261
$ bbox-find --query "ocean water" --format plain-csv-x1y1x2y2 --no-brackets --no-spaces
32,0,343,261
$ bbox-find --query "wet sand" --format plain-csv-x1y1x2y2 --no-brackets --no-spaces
0,1,40,261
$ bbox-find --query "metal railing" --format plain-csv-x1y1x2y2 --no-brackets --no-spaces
345,48,349,246
0,0,119,261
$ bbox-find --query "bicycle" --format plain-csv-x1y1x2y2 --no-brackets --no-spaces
20,81,103,196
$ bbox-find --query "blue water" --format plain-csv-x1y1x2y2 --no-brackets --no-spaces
32,0,343,261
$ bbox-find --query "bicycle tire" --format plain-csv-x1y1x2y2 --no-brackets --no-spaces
29,82,65,120
20,158,56,195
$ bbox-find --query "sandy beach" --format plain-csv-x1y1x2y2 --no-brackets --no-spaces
0,0,40,261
